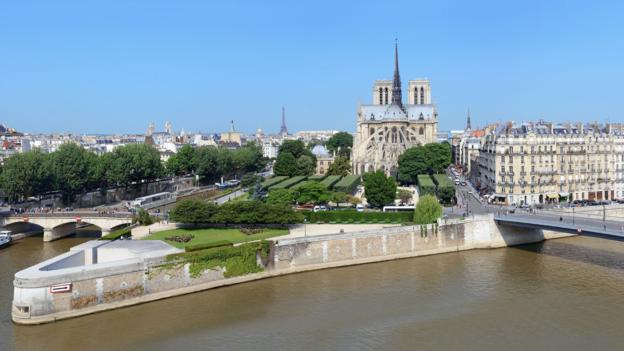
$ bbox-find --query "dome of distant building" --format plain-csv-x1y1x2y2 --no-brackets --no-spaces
311,144,329,157
0,124,7,133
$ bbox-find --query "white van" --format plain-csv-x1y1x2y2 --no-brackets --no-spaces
356,204,365,212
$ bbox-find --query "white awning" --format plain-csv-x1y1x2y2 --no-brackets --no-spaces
559,192,570,197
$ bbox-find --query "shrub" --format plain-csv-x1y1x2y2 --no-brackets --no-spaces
417,175,436,197
164,234,195,243
260,176,289,189
185,240,233,252
269,176,306,190
431,174,455,205
308,174,327,181
333,175,361,194
320,175,342,189
212,200,304,224
240,227,264,235
303,210,412,224
169,199,217,224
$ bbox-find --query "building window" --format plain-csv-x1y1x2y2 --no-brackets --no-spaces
419,127,424,135
378,87,383,104
420,87,424,104
384,87,388,104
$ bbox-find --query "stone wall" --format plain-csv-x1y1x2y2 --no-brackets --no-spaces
12,215,576,324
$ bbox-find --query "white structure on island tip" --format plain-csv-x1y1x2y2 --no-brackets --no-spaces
352,41,438,176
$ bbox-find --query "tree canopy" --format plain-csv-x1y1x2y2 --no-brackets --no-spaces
414,194,443,224
327,156,351,176
363,171,397,208
397,142,452,184
326,132,353,158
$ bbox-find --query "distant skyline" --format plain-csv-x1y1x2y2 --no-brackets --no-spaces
2,1,624,134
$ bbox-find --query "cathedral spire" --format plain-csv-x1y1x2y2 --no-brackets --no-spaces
391,39,403,108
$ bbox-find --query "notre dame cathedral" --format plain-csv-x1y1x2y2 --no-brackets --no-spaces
352,42,438,176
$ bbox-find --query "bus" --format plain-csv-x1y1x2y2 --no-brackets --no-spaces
130,192,173,208
382,205,415,212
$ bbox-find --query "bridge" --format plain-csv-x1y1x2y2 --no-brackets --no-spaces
494,209,624,241
1,212,133,241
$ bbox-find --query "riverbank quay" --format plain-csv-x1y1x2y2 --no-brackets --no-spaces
12,214,575,325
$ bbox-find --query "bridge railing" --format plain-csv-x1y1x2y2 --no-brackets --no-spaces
6,212,134,219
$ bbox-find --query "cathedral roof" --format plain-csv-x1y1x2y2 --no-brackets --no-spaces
359,104,436,121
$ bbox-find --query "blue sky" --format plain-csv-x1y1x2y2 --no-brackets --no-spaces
1,1,623,134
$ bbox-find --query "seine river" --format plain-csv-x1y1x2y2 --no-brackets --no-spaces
1,233,624,351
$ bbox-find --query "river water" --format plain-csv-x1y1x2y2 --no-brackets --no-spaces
1,233,624,351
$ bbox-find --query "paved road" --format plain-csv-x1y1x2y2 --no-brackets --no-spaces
214,189,247,204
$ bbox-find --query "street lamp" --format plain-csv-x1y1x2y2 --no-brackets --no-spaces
304,218,307,240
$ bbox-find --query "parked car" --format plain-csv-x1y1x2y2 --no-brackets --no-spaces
356,204,365,212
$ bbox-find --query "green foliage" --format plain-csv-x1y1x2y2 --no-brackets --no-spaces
325,132,353,158
100,227,132,240
240,173,262,188
295,181,331,204
266,188,296,206
397,142,452,184
414,194,443,224
363,171,397,208
260,176,289,189
169,199,218,224
417,175,436,196
0,149,53,201
185,240,233,252
166,144,196,176
133,208,156,226
431,174,456,205
296,155,315,176
273,152,298,176
0,144,165,202
212,200,303,224
269,176,306,190
320,175,342,189
303,210,412,224
333,175,361,194
166,240,271,278
308,174,327,181
190,144,265,183
327,156,351,176
278,140,310,159
108,144,164,186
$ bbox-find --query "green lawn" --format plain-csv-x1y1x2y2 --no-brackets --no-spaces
144,227,289,248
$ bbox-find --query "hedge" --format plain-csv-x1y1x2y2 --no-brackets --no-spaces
303,210,413,224
185,240,233,252
260,176,289,189
308,174,327,181
431,174,455,205
320,175,342,189
170,199,304,224
291,180,316,190
269,176,307,190
100,227,132,240
333,175,361,194
417,175,436,196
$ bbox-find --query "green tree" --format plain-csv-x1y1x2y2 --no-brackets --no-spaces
330,191,347,206
232,143,266,176
0,149,52,201
327,156,351,176
326,132,353,158
241,173,262,188
295,182,330,204
296,155,315,176
133,208,155,226
413,194,442,224
397,142,452,184
437,186,456,205
273,152,298,176
279,140,308,159
169,199,218,224
108,144,164,186
363,171,397,208
50,143,94,203
166,144,196,176
193,146,219,182
266,188,295,206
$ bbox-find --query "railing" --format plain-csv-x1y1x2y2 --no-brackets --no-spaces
7,212,134,219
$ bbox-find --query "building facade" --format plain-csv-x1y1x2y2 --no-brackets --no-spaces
352,43,438,176
478,122,624,205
